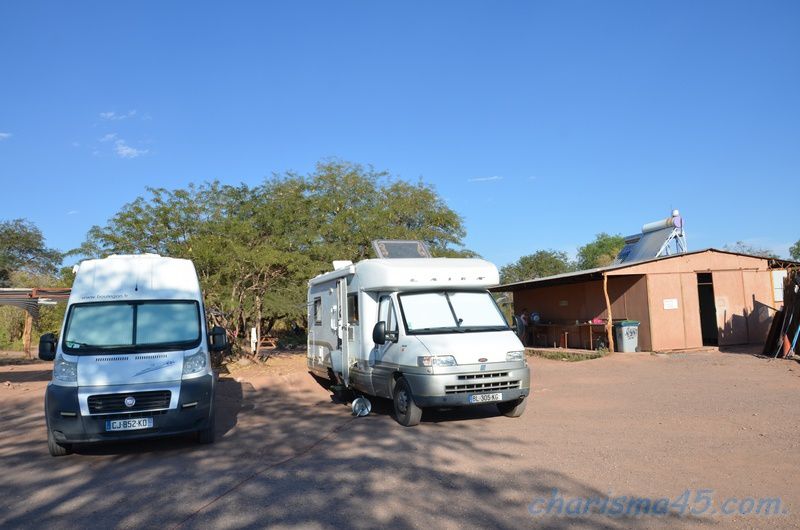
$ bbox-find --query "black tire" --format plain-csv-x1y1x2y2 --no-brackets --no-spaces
47,428,71,457
197,409,216,445
497,398,527,418
393,377,422,427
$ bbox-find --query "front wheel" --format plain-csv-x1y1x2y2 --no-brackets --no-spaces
47,428,71,457
393,377,422,427
497,398,527,418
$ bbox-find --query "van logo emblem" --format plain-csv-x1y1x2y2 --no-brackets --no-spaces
478,357,488,362
124,396,136,407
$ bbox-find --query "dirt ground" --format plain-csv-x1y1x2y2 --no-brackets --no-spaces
1,348,799,529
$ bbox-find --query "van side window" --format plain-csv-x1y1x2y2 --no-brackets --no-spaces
378,295,398,334
347,294,359,324
313,298,322,326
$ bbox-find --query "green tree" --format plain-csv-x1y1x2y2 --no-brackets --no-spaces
79,159,470,345
500,250,574,284
723,241,778,258
0,219,61,287
575,233,625,270
791,240,800,261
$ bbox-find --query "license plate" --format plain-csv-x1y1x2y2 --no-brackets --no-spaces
469,392,503,404
105,418,153,431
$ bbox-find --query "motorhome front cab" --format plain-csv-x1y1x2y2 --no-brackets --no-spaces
38,254,228,456
307,258,530,426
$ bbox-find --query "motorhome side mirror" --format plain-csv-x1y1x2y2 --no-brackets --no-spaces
209,326,228,352
372,321,386,345
38,333,56,361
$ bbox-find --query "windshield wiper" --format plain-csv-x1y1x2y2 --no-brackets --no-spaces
65,341,131,350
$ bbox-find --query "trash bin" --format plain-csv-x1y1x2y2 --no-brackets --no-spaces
614,320,640,352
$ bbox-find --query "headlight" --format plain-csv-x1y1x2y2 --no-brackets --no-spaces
182,351,207,376
506,350,525,362
54,356,77,382
417,355,457,367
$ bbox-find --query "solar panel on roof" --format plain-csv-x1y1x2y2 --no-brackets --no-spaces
614,210,687,264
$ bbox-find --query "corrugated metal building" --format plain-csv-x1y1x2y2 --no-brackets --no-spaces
493,249,796,352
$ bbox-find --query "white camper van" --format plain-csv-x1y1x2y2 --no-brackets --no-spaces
307,241,530,426
39,254,227,456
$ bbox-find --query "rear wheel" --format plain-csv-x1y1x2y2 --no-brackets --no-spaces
497,398,527,418
393,377,422,427
197,409,216,444
47,428,71,457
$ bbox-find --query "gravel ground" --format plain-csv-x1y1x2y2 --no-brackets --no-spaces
1,349,799,529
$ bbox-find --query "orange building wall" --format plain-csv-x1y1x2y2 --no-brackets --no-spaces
646,273,703,350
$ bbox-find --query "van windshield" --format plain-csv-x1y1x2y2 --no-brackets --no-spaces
397,291,509,334
63,301,201,353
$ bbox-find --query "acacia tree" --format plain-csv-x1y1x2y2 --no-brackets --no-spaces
0,219,61,287
792,240,800,261
575,233,625,270
499,250,574,284
723,241,778,258
78,159,470,348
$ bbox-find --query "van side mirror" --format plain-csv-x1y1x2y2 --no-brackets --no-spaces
372,321,386,345
39,333,56,361
209,326,228,352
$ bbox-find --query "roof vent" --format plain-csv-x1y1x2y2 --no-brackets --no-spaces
371,240,432,259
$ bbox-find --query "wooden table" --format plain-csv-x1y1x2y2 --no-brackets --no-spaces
530,323,608,350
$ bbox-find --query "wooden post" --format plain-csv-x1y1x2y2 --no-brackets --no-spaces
603,274,615,352
23,311,33,358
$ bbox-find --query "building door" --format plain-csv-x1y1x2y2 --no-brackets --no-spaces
697,273,718,346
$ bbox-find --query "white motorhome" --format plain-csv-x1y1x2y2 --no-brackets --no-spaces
307,241,530,426
39,254,227,456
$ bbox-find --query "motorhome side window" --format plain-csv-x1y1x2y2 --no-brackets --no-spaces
347,294,359,324
378,296,397,333
313,297,322,326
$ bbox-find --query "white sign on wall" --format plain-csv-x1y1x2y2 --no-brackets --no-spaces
663,298,679,310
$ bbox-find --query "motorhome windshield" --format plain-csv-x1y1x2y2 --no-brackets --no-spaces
63,300,201,353
398,291,509,334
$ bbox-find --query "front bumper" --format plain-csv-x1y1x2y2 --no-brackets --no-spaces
45,375,214,444
403,362,530,408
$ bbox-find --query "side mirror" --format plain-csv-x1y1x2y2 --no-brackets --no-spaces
39,333,56,361
209,326,228,352
372,321,386,345
512,315,524,339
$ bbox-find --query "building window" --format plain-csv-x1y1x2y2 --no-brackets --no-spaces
313,298,322,326
772,270,788,303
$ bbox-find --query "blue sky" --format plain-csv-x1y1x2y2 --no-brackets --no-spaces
1,1,798,267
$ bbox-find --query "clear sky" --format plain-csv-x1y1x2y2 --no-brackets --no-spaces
1,1,798,267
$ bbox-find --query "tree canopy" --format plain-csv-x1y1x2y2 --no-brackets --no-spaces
790,240,799,261
80,160,470,341
499,250,574,284
722,241,778,259
575,233,625,270
0,219,62,287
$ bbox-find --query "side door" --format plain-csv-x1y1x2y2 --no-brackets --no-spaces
369,294,400,399
337,278,350,387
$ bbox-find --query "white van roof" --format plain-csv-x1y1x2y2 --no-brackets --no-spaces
70,254,202,303
310,258,499,291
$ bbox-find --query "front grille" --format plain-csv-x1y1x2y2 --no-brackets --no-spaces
88,391,171,414
445,380,521,395
458,372,509,380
